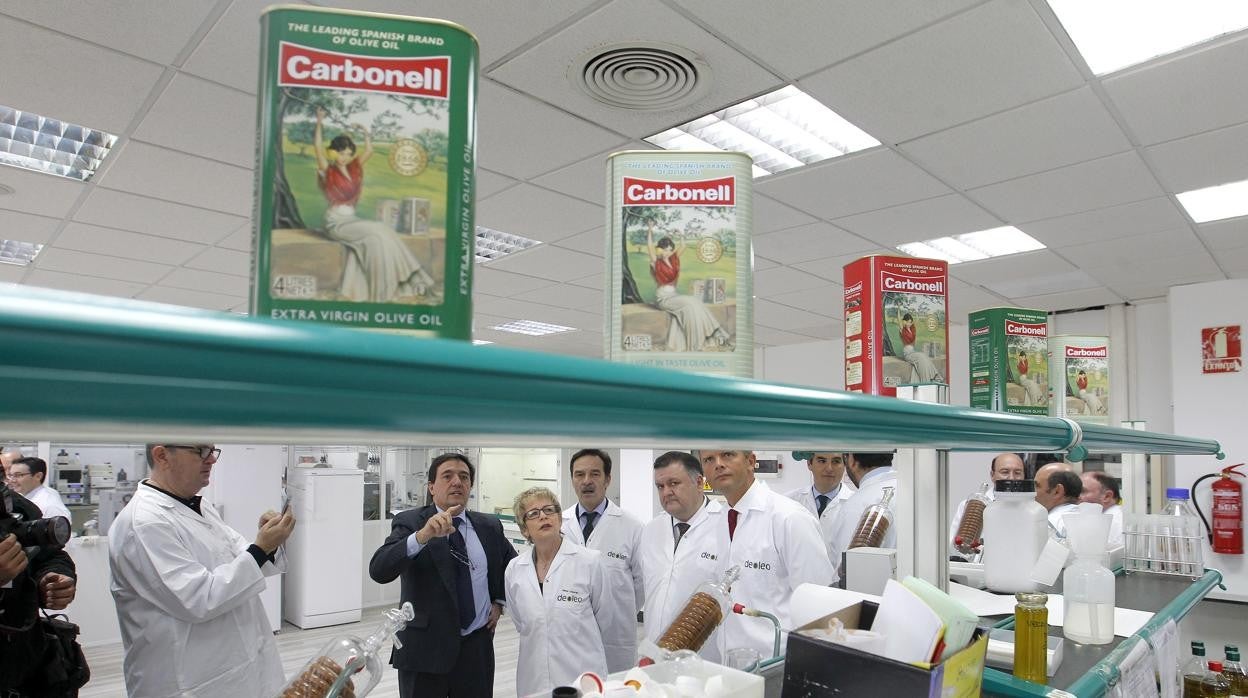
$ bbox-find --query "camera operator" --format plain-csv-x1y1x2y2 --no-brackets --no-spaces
0,483,79,697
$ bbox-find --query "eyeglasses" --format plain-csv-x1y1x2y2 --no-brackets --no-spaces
5,471,31,480
521,504,560,521
164,445,222,461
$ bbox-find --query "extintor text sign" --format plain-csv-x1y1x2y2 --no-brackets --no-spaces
1202,325,1242,374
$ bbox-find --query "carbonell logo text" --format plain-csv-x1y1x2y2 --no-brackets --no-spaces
622,176,735,206
881,274,944,294
844,282,863,297
1065,345,1108,358
278,42,450,99
1006,322,1047,337
970,326,990,337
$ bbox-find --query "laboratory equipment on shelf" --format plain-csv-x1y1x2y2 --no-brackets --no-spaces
954,482,992,557
278,602,414,698
848,487,895,549
1062,503,1115,645
1013,592,1048,685
653,566,741,655
982,479,1048,593
1127,489,1207,578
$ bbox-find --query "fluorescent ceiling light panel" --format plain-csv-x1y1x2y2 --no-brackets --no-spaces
0,239,44,266
644,85,879,177
1176,178,1248,223
0,105,117,181
472,339,494,345
897,226,1045,264
476,226,540,263
492,320,577,336
1047,0,1248,75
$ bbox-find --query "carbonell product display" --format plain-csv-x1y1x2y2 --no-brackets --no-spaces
968,307,1049,415
253,7,477,336
606,151,754,377
843,255,948,396
1049,336,1110,425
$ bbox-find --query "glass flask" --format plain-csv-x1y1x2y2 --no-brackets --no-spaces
655,565,741,653
849,487,895,549
277,602,415,698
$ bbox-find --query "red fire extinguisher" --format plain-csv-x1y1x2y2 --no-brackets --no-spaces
1194,464,1244,555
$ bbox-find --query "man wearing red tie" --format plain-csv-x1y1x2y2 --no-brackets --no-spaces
697,450,832,661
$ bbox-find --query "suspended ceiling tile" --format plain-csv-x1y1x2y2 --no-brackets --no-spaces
1111,278,1216,303
532,143,653,206
969,152,1164,223
752,221,876,266
161,266,249,296
1214,246,1248,275
789,322,841,339
798,0,1082,143
133,74,257,165
947,280,1010,317
486,244,601,281
0,167,87,218
757,149,949,220
753,194,818,236
1145,120,1248,193
834,194,1001,247
0,209,62,244
97,141,253,215
217,222,254,252
754,255,781,271
185,246,251,277
34,247,171,283
1011,287,1124,313
755,326,824,347
952,249,1074,285
477,81,628,180
1197,217,1248,252
0,15,165,134
983,269,1101,299
0,265,23,283
1017,197,1189,249
1055,228,1206,269
755,298,831,331
1103,34,1248,146
674,0,981,79
75,188,247,245
473,267,556,297
487,0,781,140
754,266,828,297
769,283,843,318
181,0,308,94
136,285,243,311
476,183,602,244
0,0,215,64
23,268,146,298
900,87,1132,189
552,229,607,257
55,222,205,266
790,249,895,283
478,168,521,201
1089,252,1223,287
515,283,603,312
569,270,603,290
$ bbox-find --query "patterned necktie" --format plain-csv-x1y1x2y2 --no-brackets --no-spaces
728,509,739,541
817,494,830,517
674,521,690,550
449,518,475,630
581,511,599,541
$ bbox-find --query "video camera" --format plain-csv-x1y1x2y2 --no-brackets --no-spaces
0,482,71,551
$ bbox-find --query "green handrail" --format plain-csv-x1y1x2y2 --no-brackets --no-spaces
0,286,1224,457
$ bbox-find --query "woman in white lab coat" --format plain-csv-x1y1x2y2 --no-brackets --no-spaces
505,487,616,697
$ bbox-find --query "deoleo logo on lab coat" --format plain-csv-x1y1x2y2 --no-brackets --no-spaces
744,560,772,571
556,590,588,603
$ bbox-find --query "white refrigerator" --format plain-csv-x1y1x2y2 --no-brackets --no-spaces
283,466,365,628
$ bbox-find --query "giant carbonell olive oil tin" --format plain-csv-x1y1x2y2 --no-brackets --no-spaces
252,6,476,337
1048,336,1110,425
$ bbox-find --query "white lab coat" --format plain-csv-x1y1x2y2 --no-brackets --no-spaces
786,484,855,572
948,489,996,554
505,538,616,698
561,499,644,671
707,480,833,659
1106,503,1124,548
831,467,899,563
108,483,285,698
1048,501,1080,538
24,483,71,522
638,497,724,663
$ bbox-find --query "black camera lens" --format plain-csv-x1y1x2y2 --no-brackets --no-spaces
16,516,71,548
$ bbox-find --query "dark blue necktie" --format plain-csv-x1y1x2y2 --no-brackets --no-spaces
581,511,599,541
817,494,830,517
449,518,475,630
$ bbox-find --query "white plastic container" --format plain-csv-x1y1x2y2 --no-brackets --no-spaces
1062,503,1115,644
982,479,1049,593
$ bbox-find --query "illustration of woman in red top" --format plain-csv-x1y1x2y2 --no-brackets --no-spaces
646,221,731,352
1016,349,1045,406
314,107,435,303
1072,368,1106,415
889,309,942,383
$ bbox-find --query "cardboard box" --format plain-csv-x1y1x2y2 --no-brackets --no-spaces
844,255,949,396
968,307,1049,415
783,601,988,698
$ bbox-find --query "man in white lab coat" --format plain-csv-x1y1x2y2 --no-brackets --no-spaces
699,449,833,661
6,457,71,522
786,452,855,571
830,452,900,573
1079,471,1124,548
560,448,644,672
109,444,296,698
638,451,724,662
1035,463,1082,538
948,452,1025,557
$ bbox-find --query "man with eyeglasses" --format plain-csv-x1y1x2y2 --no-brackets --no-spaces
6,457,71,523
370,453,517,698
108,444,296,698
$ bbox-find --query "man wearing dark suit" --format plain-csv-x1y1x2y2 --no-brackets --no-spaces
370,453,517,698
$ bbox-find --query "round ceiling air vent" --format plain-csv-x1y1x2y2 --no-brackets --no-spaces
571,43,711,111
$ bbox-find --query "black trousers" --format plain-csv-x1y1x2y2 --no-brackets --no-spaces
398,627,494,698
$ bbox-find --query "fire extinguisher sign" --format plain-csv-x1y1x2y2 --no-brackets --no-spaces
1201,325,1242,374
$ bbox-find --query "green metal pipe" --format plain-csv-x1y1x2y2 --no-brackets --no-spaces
982,667,1059,697
0,287,1224,457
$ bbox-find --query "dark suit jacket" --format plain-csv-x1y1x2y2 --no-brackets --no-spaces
369,505,517,674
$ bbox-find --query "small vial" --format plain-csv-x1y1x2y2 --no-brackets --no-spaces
1013,592,1048,684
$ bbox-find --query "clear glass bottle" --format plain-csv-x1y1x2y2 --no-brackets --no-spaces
954,482,992,556
1013,592,1048,684
983,480,1049,593
1062,504,1115,645
848,487,895,549
1205,661,1232,697
278,602,414,698
1161,488,1204,577
1184,642,1209,698
1223,645,1248,697
655,566,741,654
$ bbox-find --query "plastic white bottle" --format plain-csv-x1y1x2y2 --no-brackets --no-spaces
1062,503,1115,644
983,479,1049,593
1160,488,1203,577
